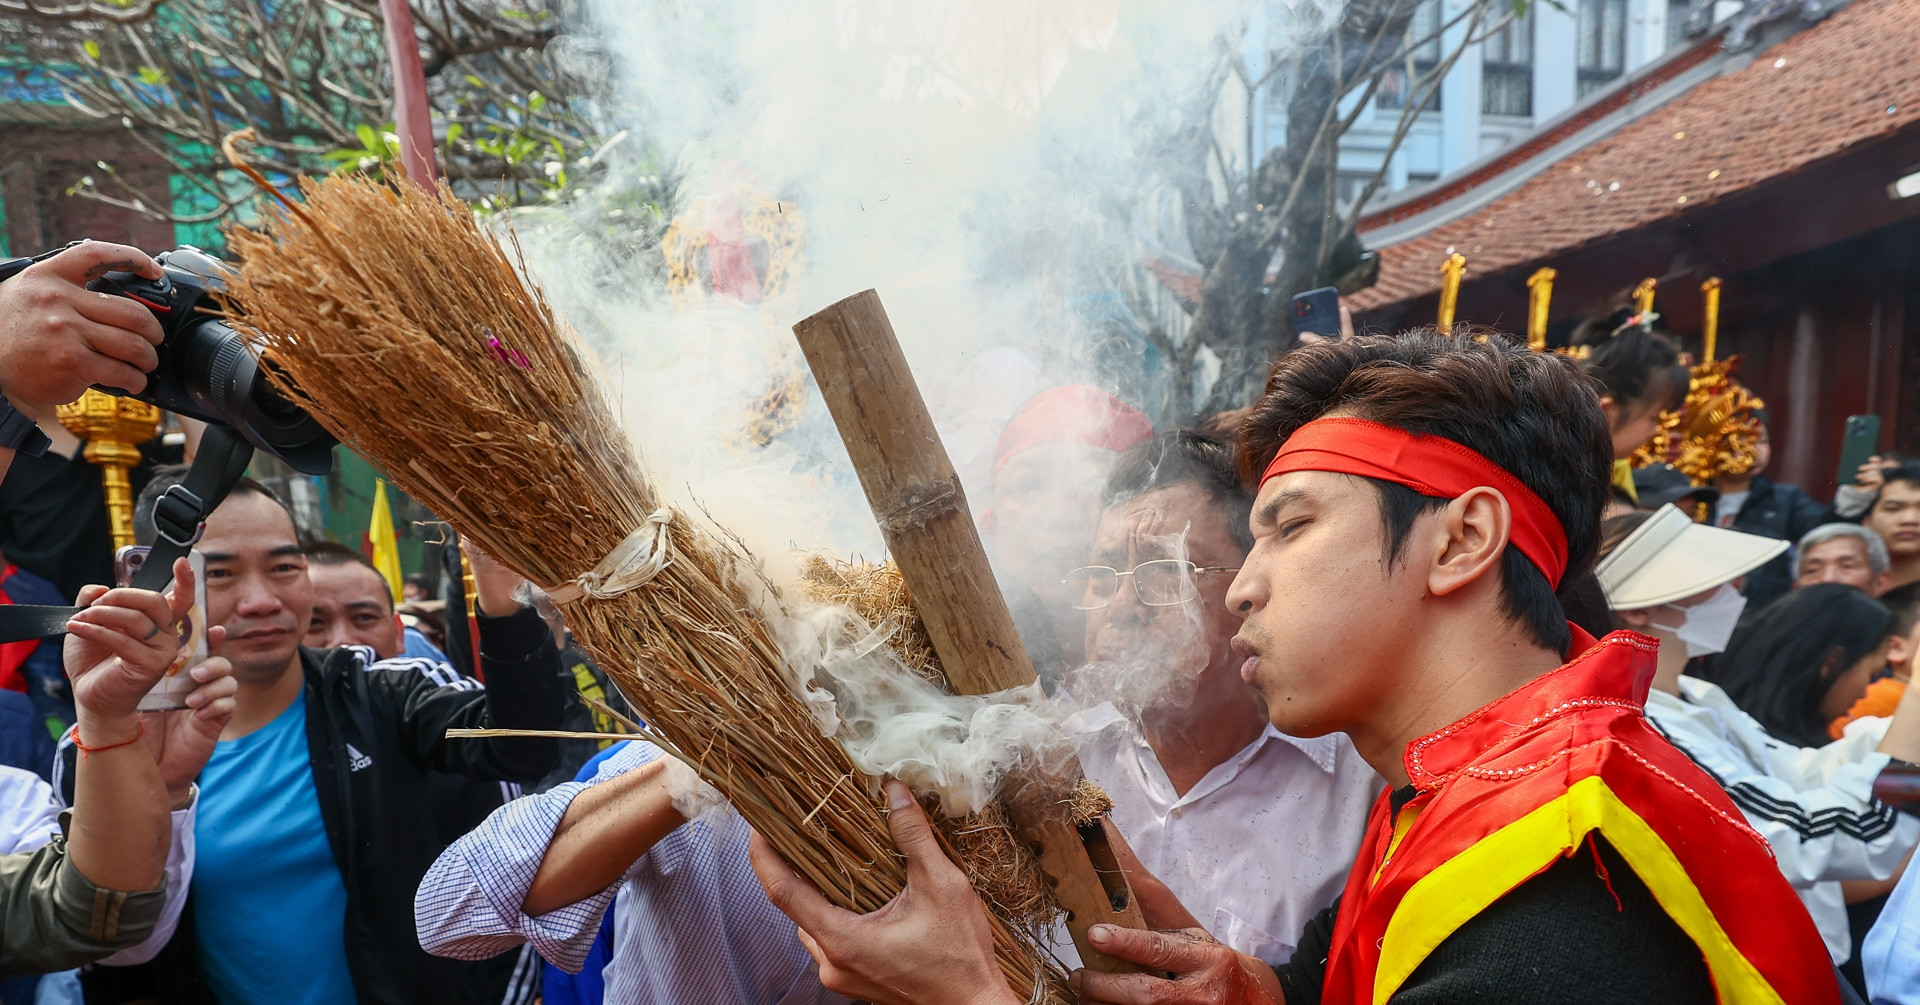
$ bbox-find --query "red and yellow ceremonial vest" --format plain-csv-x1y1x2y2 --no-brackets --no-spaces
1320,628,1838,1005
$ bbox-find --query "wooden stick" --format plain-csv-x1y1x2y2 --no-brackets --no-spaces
793,289,1147,973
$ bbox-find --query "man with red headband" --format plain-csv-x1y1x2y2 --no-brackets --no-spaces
986,385,1153,674
748,332,1843,1005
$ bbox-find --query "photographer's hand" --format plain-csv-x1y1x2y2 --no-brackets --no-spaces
0,240,165,408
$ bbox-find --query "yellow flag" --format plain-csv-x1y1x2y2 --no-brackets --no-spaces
369,479,404,604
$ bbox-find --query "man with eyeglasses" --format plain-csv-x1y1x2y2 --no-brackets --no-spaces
1058,430,1382,966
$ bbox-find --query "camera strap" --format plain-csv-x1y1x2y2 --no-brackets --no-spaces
0,424,255,642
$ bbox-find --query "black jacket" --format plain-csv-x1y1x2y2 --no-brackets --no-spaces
75,605,563,1005
1727,475,1837,613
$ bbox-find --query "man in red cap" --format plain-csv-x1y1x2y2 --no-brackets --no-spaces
987,385,1152,673
749,331,1843,1005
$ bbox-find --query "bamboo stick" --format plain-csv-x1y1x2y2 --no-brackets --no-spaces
793,289,1148,973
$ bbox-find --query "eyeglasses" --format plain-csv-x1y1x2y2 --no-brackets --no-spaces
1062,560,1242,610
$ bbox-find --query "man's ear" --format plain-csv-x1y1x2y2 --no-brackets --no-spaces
1615,607,1655,629
1889,630,1915,671
1427,487,1510,599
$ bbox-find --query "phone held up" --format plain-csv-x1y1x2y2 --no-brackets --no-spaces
1837,414,1882,488
1291,287,1341,341
113,545,208,711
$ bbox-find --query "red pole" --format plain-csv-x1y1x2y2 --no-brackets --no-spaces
379,0,438,189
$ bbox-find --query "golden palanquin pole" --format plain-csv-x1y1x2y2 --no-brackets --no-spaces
1633,277,1658,316
1700,277,1724,363
55,389,161,549
1437,252,1467,330
1526,267,1557,351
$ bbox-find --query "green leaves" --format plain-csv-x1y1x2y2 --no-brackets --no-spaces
323,122,402,173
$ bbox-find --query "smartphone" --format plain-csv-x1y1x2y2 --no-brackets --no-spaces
1291,287,1341,339
114,546,208,712
1836,414,1882,487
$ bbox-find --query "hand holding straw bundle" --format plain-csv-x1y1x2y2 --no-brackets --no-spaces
217,173,1067,1000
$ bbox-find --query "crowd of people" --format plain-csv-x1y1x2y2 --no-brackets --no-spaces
4,238,1920,1005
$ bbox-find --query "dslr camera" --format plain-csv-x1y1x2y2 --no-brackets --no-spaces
2,244,335,474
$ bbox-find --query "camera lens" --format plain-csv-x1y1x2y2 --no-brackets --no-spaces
175,316,336,474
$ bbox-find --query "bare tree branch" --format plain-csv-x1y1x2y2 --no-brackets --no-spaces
30,0,608,227
0,0,162,23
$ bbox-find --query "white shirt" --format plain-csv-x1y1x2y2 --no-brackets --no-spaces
1067,703,1383,963
1716,489,1752,527
1644,678,1919,964
416,741,847,1005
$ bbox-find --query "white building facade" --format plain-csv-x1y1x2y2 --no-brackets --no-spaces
1250,0,1726,208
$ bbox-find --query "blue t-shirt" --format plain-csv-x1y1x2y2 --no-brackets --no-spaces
192,696,358,1005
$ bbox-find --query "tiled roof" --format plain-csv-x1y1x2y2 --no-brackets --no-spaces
1348,0,1920,312
1142,256,1201,308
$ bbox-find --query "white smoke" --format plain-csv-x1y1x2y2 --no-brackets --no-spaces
1060,518,1212,720
771,592,1075,817
505,0,1331,802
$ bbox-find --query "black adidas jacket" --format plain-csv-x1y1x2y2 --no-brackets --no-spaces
72,605,564,1005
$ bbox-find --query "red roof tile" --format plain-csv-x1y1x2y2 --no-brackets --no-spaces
1348,0,1920,312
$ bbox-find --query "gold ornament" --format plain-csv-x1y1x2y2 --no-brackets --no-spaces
55,389,162,549
661,178,806,309
1630,357,1765,485
661,173,811,447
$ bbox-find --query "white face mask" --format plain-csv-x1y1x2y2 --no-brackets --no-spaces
1659,583,1748,658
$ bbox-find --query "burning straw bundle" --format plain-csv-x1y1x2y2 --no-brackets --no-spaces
219,173,1066,999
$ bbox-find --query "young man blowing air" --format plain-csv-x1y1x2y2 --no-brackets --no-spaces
747,331,1842,1005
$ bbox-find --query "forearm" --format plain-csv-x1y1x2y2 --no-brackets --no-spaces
476,605,566,731
0,445,12,485
98,791,197,966
66,712,168,894
524,757,683,916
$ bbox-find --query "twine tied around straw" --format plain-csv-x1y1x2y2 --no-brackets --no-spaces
544,508,675,605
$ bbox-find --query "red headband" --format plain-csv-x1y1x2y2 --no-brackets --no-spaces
1261,417,1569,587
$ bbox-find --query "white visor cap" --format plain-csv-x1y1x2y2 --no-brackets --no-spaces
1595,503,1788,610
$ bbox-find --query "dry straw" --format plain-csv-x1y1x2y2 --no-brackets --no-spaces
218,171,1065,1000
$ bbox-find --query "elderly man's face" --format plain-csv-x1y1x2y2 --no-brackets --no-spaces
1077,482,1248,720
1798,537,1888,596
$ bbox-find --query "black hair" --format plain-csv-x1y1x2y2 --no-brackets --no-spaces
1882,462,1920,497
303,540,374,568
1718,583,1893,748
1239,328,1613,655
1557,571,1615,642
1570,307,1688,413
303,541,392,611
133,463,299,546
1881,580,1920,641
1104,430,1255,553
